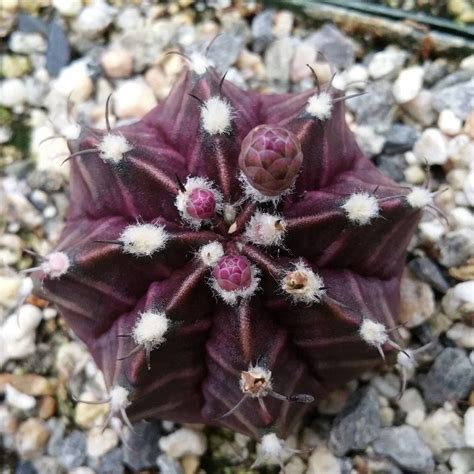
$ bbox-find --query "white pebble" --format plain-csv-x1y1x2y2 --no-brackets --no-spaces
344,64,368,87
443,281,474,320
368,47,407,80
418,220,445,244
9,32,47,54
74,0,114,38
0,78,27,108
86,427,119,457
413,128,448,165
404,165,426,185
5,384,36,411
159,428,207,458
447,323,474,349
53,60,93,103
463,170,474,206
438,109,462,136
460,54,474,71
0,275,22,309
52,0,83,16
393,66,424,104
307,444,341,474
447,134,471,165
114,78,156,119
464,407,474,448
101,48,134,79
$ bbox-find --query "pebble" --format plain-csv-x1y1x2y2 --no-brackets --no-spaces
329,386,380,456
123,420,162,470
433,79,474,120
159,428,207,458
450,449,474,474
0,304,43,365
464,170,474,206
52,0,83,16
307,444,341,474
5,384,36,411
408,257,449,293
32,456,64,474
442,280,474,319
52,59,93,103
71,468,95,474
0,405,18,435
438,109,463,136
383,123,419,155
86,427,119,458
420,406,465,457
401,89,437,126
465,407,474,448
264,37,295,86
156,454,184,474
306,23,355,69
290,41,317,83
0,78,27,108
74,0,114,38
113,78,157,119
206,33,245,74
447,323,474,349
9,32,47,54
88,447,124,474
368,46,407,80
0,274,22,309
15,418,50,460
392,66,424,104
372,426,434,472
251,9,274,53
376,154,406,182
413,127,448,165
59,431,87,470
399,268,435,327
101,48,134,79
419,348,474,406
74,397,109,429
354,126,385,157
344,63,368,87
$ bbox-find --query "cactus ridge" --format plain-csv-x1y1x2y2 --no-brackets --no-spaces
34,66,424,439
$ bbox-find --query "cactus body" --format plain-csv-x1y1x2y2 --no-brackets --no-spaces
35,67,421,438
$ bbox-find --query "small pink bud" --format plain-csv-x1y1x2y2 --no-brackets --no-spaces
186,188,216,220
212,255,252,292
239,125,303,197
42,252,70,278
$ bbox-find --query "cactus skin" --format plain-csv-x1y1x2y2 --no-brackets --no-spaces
35,67,422,439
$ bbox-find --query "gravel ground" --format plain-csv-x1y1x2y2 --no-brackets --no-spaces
0,1,474,473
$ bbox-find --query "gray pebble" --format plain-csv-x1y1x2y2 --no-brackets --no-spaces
89,447,124,474
32,456,65,474
156,454,184,474
59,431,87,470
372,426,434,472
377,154,406,182
383,124,420,155
432,79,474,120
438,229,474,268
408,257,449,293
251,10,274,53
206,33,245,74
419,348,474,406
264,37,295,86
329,386,381,456
123,420,162,470
46,419,66,458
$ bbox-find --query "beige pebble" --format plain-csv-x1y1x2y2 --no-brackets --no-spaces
15,418,49,460
101,48,134,79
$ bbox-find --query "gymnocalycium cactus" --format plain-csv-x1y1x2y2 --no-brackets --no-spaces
33,60,432,440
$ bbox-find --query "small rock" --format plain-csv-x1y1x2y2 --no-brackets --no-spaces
88,447,124,474
368,46,407,80
251,9,274,53
290,41,317,83
114,78,156,119
264,37,295,86
206,33,245,75
180,454,200,474
393,66,424,104
464,170,474,206
156,454,184,474
31,456,64,474
372,426,434,472
307,444,341,474
376,154,406,182
101,48,134,79
465,406,474,448
447,323,474,349
0,405,18,435
408,257,449,293
306,23,355,69
329,386,380,456
398,388,426,417
9,32,47,54
371,373,401,400
399,268,435,327
383,124,419,155
450,449,474,474
52,59,93,103
87,427,118,458
438,109,463,136
74,398,108,429
38,396,56,420
52,0,83,16
0,78,27,108
419,348,474,406
424,58,450,86
59,431,87,470
442,279,474,320
272,10,294,38
71,468,95,474
401,89,437,126
74,0,114,38
0,274,21,309
344,63,368,87
354,126,385,157
413,128,448,165
433,79,474,120
159,428,207,459
15,418,50,460
439,230,474,268
7,374,55,397
420,406,465,457
123,420,162,470
5,384,36,411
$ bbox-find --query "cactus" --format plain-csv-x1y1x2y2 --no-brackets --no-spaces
33,63,426,439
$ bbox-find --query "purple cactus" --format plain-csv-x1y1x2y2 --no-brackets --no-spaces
33,65,425,439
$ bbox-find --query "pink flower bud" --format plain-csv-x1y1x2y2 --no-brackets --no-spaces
185,188,217,220
212,255,252,292
239,125,303,197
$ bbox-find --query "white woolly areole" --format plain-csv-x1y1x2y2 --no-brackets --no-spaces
201,96,233,135
306,91,333,120
41,252,70,278
119,223,169,257
406,187,433,208
244,212,287,247
223,204,237,225
359,319,388,347
281,261,326,304
189,52,213,75
342,192,380,225
98,133,133,163
109,386,131,411
210,264,261,306
175,176,223,228
132,311,169,349
254,434,285,467
199,241,224,266
239,172,291,205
